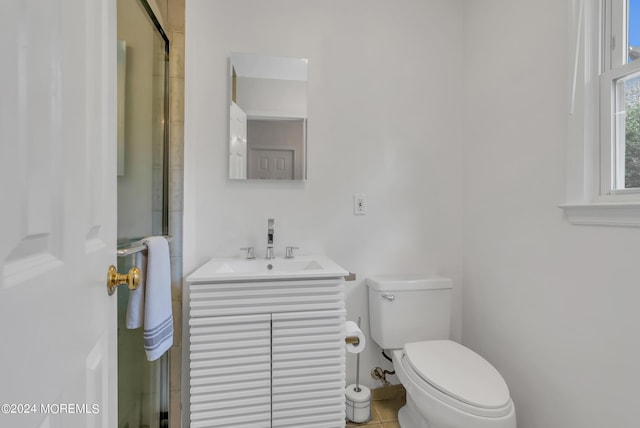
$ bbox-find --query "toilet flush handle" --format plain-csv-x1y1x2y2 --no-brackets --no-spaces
381,293,395,302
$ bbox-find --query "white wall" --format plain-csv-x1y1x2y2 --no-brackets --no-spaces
184,0,464,390
462,1,640,427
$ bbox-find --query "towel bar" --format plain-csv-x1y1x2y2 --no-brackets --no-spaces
117,235,173,257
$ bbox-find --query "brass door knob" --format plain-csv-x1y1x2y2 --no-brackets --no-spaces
107,265,141,296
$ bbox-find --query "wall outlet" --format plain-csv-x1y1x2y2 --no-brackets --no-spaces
354,193,367,215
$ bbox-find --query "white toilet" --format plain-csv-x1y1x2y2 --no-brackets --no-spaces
367,275,516,428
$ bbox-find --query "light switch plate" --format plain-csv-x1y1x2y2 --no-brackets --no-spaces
354,193,366,215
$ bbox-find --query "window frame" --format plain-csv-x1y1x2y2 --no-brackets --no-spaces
600,0,640,198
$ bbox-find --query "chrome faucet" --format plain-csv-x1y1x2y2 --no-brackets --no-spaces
266,218,275,259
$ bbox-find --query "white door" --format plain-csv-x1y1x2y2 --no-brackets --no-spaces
0,1,118,428
229,102,247,179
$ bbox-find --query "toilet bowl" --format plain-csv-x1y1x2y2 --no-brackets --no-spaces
366,275,516,428
393,342,515,428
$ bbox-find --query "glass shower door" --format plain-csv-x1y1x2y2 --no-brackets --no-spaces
116,0,170,427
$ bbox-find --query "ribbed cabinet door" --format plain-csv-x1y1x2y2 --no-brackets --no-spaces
271,309,347,428
190,313,272,428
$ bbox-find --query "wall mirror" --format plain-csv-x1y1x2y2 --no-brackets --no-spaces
229,52,308,180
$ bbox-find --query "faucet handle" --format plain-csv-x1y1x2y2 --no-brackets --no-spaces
265,247,274,260
240,247,255,260
285,246,299,259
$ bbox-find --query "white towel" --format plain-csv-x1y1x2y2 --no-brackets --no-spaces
125,251,146,329
125,236,173,361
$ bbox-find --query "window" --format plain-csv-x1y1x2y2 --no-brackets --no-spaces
600,0,640,197
563,0,640,226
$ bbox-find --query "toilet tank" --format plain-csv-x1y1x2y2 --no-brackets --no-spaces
367,275,452,350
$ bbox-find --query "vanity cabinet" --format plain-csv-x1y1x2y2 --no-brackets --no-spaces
188,278,346,428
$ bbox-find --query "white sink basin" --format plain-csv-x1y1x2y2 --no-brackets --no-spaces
215,259,323,273
187,254,348,283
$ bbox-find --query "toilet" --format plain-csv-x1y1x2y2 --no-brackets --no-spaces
367,275,516,428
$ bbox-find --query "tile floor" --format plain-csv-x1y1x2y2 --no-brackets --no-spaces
346,384,406,428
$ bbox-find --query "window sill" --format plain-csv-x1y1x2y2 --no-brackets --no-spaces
559,202,640,227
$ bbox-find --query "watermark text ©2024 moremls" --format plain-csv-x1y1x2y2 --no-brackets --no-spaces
1,403,100,415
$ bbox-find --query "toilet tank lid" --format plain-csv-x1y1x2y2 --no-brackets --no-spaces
366,275,452,292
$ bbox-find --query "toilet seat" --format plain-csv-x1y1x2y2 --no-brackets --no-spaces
401,340,512,418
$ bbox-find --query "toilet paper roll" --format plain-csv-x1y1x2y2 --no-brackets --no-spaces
345,384,371,423
345,321,366,354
